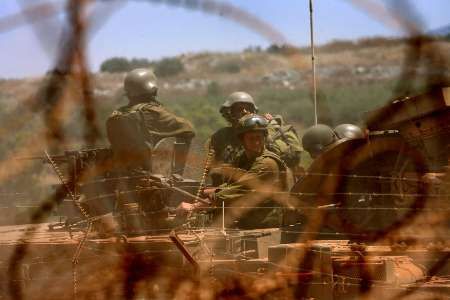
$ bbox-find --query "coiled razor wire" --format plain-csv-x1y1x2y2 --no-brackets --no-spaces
1,0,449,299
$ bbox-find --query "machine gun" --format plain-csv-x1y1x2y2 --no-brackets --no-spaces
18,147,202,234
18,147,115,195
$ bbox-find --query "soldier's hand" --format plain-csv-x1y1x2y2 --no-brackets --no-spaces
176,201,203,215
202,187,216,198
264,113,273,121
176,202,195,215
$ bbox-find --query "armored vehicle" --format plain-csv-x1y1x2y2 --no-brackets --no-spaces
0,88,449,299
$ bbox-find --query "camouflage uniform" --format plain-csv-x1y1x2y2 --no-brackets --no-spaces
210,126,242,165
266,116,303,169
108,100,194,172
210,148,292,229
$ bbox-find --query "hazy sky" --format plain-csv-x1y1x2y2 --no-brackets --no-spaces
0,0,449,78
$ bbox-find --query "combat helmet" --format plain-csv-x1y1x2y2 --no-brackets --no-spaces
220,92,258,123
237,114,268,136
334,124,365,140
302,124,337,158
124,68,158,101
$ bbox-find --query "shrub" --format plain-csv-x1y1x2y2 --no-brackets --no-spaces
319,40,356,53
129,58,152,70
100,57,131,73
214,61,241,73
266,44,300,55
154,58,184,77
206,81,221,96
99,57,153,73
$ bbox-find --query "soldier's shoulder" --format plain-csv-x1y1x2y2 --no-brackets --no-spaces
260,149,282,160
259,150,290,170
110,104,132,116
138,101,162,111
254,150,282,170
211,127,235,140
138,102,172,119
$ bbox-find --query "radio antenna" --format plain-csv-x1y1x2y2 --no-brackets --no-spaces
309,0,318,125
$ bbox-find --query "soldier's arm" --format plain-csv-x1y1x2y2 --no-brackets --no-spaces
213,157,279,205
142,105,195,139
286,127,303,153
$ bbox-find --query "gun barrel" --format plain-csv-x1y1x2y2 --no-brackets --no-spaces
15,155,68,162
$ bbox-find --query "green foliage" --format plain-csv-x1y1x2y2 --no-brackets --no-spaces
99,56,183,77
206,81,221,96
214,61,241,73
266,44,300,55
129,58,152,69
100,57,131,73
154,58,184,77
317,36,443,54
255,81,398,127
164,94,227,141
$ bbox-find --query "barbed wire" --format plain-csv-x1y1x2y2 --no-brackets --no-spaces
1,0,449,299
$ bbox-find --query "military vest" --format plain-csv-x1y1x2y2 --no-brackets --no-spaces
258,150,294,191
266,117,303,169
106,102,156,171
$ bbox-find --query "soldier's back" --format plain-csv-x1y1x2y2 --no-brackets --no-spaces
210,126,242,164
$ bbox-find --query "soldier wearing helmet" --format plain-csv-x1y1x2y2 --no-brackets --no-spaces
302,124,338,159
210,92,258,166
219,91,259,125
209,91,302,184
179,114,292,229
106,68,195,174
334,124,365,140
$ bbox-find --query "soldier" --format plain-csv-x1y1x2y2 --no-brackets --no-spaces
180,114,293,229
302,124,365,160
302,124,337,159
334,124,365,140
106,68,195,175
209,91,302,184
209,91,257,165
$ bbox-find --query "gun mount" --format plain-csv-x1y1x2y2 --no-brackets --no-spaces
9,146,202,235
365,86,450,171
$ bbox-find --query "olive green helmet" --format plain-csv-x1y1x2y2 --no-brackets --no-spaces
334,124,364,140
124,68,158,101
220,91,258,122
237,114,268,136
302,124,337,158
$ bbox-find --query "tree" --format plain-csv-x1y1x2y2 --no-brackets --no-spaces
154,58,184,77
100,57,131,73
129,58,152,70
